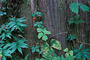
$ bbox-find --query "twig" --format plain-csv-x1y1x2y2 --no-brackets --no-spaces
49,32,68,38
78,41,90,46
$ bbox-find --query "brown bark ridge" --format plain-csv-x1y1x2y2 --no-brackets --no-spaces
21,0,39,60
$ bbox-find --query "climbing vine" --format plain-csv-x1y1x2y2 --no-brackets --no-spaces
31,12,75,60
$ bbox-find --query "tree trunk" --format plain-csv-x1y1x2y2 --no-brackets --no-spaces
21,0,90,59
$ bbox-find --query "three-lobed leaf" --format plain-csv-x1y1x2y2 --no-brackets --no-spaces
70,3,78,14
51,39,61,50
38,33,43,39
42,35,48,41
70,3,90,14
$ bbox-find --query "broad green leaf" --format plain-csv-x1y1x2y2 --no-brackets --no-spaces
51,39,61,50
42,35,48,41
37,28,43,32
39,51,42,54
32,49,35,53
70,3,79,14
80,4,90,12
38,33,43,39
36,49,40,52
63,48,69,52
41,42,49,53
43,30,51,34
69,51,73,56
65,53,69,57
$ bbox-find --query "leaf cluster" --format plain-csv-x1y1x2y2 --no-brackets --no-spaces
74,44,90,60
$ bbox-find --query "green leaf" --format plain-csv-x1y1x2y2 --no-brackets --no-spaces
39,51,42,54
69,51,73,56
83,57,86,60
37,28,43,32
11,27,15,31
79,44,83,50
63,48,69,52
70,3,79,14
2,56,6,60
3,50,12,57
75,20,85,24
83,52,90,55
51,39,61,50
65,53,69,57
82,49,90,52
79,4,90,12
25,54,29,60
32,49,35,53
38,33,43,39
41,42,49,53
35,46,39,49
42,35,48,41
73,49,79,52
18,48,22,54
76,52,82,59
43,30,51,34
18,23,27,27
10,47,17,54
84,54,90,60
36,49,40,52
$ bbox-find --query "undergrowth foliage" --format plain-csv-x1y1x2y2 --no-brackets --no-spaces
0,0,90,60
67,2,90,60
0,0,28,60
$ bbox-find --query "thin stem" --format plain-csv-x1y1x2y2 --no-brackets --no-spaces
49,32,68,38
78,41,90,46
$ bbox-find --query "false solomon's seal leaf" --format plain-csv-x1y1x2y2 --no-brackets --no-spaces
51,39,61,50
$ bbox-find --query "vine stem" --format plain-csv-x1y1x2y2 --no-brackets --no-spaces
49,32,68,38
78,41,90,46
